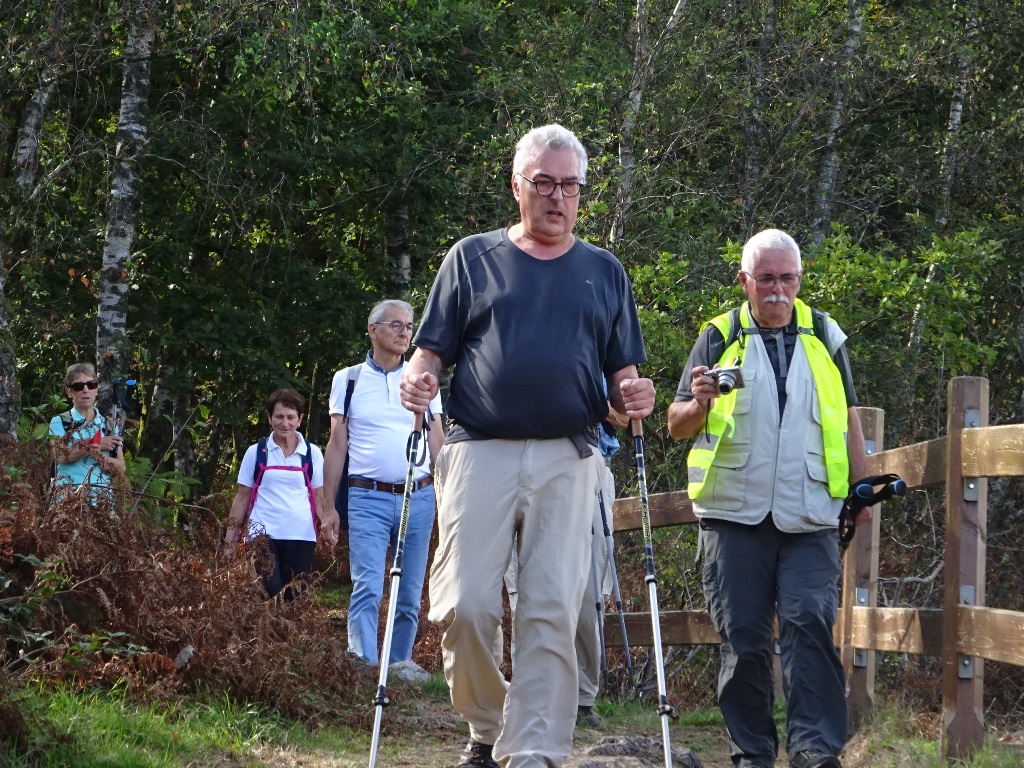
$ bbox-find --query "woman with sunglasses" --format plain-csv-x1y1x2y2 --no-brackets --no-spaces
49,362,126,492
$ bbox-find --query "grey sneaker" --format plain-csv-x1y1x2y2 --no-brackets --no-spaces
456,739,499,768
576,704,602,728
791,751,842,768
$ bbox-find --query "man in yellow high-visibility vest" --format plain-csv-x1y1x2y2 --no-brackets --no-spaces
668,228,868,768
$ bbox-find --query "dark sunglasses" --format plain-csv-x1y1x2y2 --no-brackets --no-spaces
69,379,99,392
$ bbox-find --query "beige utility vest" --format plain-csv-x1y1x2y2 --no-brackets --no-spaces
692,315,848,533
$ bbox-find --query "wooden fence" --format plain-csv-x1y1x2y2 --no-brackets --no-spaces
605,376,1024,761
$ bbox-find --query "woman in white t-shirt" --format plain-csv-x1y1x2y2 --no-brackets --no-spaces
226,389,338,600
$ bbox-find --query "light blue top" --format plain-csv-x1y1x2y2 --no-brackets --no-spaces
49,408,113,488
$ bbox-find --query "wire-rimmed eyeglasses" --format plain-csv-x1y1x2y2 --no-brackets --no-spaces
741,271,802,288
516,173,585,198
374,321,416,334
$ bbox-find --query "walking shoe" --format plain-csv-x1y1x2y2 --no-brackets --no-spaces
576,704,602,728
456,739,499,768
790,751,842,768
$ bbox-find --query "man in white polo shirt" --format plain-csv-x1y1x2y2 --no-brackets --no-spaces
324,299,445,669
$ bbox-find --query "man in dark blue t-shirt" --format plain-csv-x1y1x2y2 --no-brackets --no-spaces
400,124,655,768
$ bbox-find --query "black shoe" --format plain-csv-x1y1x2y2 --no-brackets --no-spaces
791,751,842,768
576,704,602,728
457,739,499,768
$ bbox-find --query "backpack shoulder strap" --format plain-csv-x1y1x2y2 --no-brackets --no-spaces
811,308,841,357
253,437,269,486
342,363,362,423
721,307,743,349
60,410,75,433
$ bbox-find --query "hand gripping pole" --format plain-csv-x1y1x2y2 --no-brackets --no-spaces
368,411,426,768
629,419,674,768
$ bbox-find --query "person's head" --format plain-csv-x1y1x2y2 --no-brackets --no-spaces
511,124,587,247
64,362,99,411
266,389,305,441
367,299,415,360
738,228,803,329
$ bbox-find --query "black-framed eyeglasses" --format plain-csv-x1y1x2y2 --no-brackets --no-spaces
374,321,416,334
516,173,584,198
69,379,99,392
742,271,802,288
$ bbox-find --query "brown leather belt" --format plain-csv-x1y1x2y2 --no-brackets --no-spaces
349,476,433,495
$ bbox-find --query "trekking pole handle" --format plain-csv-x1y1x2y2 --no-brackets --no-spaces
628,418,643,438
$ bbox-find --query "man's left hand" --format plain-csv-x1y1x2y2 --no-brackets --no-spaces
618,377,656,420
319,508,340,547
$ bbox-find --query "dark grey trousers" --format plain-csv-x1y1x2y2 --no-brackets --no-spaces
701,515,846,767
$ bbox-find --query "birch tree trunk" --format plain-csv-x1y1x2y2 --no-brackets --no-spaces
0,71,55,436
387,203,411,295
741,0,777,237
14,76,57,190
811,0,866,245
609,0,688,245
905,13,975,356
97,5,155,389
140,363,175,469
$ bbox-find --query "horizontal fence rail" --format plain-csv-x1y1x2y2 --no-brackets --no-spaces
605,376,1023,762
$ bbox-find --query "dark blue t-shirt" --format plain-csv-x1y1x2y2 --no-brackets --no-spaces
414,229,647,440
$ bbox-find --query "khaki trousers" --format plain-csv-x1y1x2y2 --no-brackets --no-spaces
428,438,600,768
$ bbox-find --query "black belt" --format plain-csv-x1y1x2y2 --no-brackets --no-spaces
349,476,433,495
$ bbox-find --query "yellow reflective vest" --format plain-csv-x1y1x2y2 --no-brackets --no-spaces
687,299,850,504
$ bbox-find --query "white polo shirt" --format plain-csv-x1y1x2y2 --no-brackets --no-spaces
329,356,441,484
237,432,323,541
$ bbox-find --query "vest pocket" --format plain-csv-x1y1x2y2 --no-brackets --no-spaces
707,447,750,511
804,456,836,525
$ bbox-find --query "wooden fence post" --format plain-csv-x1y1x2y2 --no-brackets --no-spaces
941,376,987,760
841,406,884,730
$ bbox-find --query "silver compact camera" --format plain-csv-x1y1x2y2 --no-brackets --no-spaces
704,365,745,395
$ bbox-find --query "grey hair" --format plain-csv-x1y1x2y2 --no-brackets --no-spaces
512,124,588,183
740,228,802,273
368,299,414,325
64,362,96,387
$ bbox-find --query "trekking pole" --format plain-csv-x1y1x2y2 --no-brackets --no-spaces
589,526,609,690
368,411,426,768
629,419,674,768
598,489,634,687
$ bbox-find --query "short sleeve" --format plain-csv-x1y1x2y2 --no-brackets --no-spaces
674,325,727,402
236,444,258,488
328,367,352,415
309,444,325,488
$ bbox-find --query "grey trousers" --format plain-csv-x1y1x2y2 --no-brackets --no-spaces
701,515,846,767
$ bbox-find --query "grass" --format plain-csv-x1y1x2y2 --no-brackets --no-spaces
3,681,1024,768
0,683,364,768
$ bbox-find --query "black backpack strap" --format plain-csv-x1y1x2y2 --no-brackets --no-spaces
342,363,362,423
722,307,743,349
60,410,76,433
252,437,268,486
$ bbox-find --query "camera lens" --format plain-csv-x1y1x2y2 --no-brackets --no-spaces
717,371,737,394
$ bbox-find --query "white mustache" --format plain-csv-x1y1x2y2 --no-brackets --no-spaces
764,294,790,304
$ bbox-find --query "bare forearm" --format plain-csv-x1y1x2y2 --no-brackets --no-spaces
409,347,442,379
667,399,708,440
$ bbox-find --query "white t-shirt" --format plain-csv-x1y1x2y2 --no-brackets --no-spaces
237,432,324,541
329,360,442,483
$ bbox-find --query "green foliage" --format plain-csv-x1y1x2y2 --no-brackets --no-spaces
0,555,67,671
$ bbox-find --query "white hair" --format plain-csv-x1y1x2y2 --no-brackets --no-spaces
512,124,588,183
368,299,414,324
740,229,802,273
